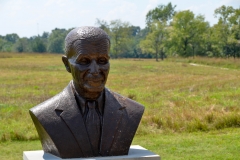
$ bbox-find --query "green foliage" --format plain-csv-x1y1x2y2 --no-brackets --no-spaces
108,19,132,57
0,34,19,52
140,3,177,61
210,5,240,58
169,10,209,57
214,5,235,24
95,19,110,33
47,28,69,53
146,2,176,26
4,33,19,43
0,38,10,52
31,36,46,53
13,38,31,53
48,37,64,53
96,19,142,58
140,21,167,61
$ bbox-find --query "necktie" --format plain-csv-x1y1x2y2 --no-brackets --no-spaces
85,100,101,156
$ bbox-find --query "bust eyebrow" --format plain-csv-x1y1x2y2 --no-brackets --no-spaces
75,53,90,61
101,55,110,59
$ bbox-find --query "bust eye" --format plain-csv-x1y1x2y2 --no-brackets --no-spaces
97,57,108,65
78,58,90,65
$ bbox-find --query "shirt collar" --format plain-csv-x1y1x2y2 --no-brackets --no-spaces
70,81,104,115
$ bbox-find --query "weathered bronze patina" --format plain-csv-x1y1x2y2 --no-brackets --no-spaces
29,26,144,158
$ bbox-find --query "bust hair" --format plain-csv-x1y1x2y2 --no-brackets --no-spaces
64,26,110,58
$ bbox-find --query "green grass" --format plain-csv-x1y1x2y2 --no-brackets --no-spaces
0,140,41,160
0,128,239,160
133,128,240,160
0,52,240,159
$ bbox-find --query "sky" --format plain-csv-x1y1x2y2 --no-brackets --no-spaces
0,0,239,38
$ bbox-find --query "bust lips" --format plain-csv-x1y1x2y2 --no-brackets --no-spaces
87,79,104,87
84,75,105,87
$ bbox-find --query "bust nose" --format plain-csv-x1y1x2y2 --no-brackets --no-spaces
89,60,99,75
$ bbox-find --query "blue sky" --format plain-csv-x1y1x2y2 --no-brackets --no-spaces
0,0,239,37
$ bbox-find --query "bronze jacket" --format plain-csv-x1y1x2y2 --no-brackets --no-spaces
29,82,144,158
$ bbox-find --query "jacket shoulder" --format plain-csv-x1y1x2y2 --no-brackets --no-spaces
108,89,145,115
29,92,62,117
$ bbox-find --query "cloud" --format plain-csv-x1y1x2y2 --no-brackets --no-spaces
5,0,25,17
104,1,138,22
45,0,56,7
149,0,159,4
98,0,118,3
219,0,240,6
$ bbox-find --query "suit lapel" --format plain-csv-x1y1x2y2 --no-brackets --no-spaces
99,88,124,155
55,83,94,157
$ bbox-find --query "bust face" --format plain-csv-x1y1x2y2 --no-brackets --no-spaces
64,39,110,98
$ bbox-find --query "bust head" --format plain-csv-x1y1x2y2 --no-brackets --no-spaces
62,26,110,99
29,27,145,159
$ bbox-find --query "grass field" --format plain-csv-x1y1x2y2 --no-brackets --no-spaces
0,53,240,159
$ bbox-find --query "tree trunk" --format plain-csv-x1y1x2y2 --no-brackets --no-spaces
192,45,195,59
160,49,164,60
156,47,159,61
115,36,118,58
184,38,188,56
233,45,236,59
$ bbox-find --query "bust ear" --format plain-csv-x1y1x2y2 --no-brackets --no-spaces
62,55,71,73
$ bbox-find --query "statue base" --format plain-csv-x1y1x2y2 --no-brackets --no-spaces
23,145,160,160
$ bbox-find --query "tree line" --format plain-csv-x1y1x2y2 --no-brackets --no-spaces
0,28,71,54
0,3,239,60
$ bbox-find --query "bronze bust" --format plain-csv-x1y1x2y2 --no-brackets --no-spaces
29,26,144,158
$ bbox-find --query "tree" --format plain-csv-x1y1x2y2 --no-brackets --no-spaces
214,5,235,25
229,8,240,58
170,10,208,57
146,2,176,26
212,5,240,58
31,36,46,53
41,32,49,39
95,19,110,34
203,26,221,57
13,38,31,53
5,33,19,43
0,38,7,51
189,16,209,57
108,19,132,58
140,21,167,61
128,26,146,58
96,19,143,58
141,2,176,60
47,28,68,53
0,33,20,52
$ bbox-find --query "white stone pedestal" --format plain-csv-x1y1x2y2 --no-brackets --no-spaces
23,145,160,160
